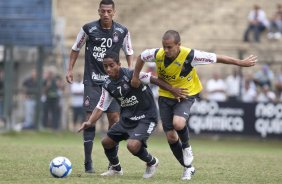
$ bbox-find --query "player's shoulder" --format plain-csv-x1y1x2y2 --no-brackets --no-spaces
113,21,129,33
82,20,99,33
103,78,112,89
84,20,99,27
120,68,133,81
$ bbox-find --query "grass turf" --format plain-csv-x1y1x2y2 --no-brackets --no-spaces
0,131,281,184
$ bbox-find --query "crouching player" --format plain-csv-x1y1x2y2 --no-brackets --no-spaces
78,52,186,178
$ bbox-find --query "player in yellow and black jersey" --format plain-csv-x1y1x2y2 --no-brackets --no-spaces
131,30,257,180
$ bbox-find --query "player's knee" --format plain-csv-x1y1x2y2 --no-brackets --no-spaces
127,140,141,154
101,136,115,149
173,123,185,131
173,116,186,130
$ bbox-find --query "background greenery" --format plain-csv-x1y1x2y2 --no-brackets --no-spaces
0,131,281,184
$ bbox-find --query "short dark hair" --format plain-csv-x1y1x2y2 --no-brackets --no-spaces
100,0,115,9
163,30,181,44
104,52,120,64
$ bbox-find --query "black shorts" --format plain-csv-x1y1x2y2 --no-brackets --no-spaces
107,118,157,147
83,85,120,113
158,95,198,132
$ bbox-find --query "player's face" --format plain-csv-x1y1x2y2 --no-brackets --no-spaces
162,38,180,59
103,58,120,79
98,4,115,25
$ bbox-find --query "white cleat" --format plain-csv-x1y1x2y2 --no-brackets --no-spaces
183,146,194,166
100,166,123,176
181,166,195,180
143,157,159,179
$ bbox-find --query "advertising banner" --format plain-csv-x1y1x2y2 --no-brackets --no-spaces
189,100,282,138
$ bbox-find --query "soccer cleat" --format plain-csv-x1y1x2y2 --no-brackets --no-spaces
183,146,194,166
84,161,95,173
143,157,159,179
181,166,195,180
100,166,123,176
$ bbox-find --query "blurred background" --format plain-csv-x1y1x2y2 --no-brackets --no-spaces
0,0,281,139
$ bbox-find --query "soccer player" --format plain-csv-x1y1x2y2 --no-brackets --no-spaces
78,52,185,178
66,0,133,173
131,30,257,180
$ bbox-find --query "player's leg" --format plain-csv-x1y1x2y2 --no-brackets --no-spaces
127,120,159,178
173,115,193,165
105,99,120,169
159,97,184,165
101,122,126,176
106,112,119,128
83,112,95,173
165,130,184,165
82,85,101,173
174,97,197,166
159,97,195,180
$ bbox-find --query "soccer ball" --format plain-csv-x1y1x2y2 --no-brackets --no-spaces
49,156,72,178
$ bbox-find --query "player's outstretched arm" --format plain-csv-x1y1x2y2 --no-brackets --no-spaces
217,55,257,67
77,108,103,132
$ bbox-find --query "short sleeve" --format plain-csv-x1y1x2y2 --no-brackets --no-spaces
96,87,113,111
191,50,217,67
140,49,158,62
139,72,152,85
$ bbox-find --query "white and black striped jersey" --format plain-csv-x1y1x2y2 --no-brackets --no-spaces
97,68,158,128
72,20,133,86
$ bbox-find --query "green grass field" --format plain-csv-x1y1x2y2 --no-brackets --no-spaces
0,131,281,184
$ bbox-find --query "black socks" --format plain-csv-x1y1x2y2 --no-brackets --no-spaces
176,126,190,149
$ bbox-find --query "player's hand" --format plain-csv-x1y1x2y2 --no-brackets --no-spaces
239,55,257,67
131,77,141,88
77,122,92,133
66,70,73,84
171,87,188,102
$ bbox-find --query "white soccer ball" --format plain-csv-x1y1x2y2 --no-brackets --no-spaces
49,156,72,178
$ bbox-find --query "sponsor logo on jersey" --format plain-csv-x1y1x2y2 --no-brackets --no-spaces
115,27,124,34
140,74,149,80
143,55,154,61
159,69,176,80
92,46,107,62
187,76,192,81
104,80,111,88
120,95,138,107
123,75,129,82
193,57,213,63
130,114,145,121
113,32,119,42
89,26,97,33
92,72,108,81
